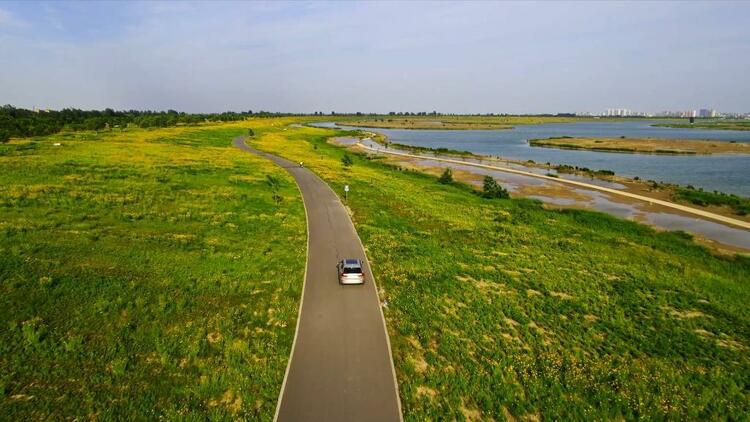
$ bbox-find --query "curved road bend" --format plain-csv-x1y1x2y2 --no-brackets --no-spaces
232,137,402,422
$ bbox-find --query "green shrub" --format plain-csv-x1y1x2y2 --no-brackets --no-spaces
438,168,453,184
341,153,354,167
482,176,509,199
265,174,283,204
674,187,750,215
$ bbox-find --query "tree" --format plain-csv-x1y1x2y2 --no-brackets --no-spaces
247,128,254,137
0,130,10,144
438,168,453,184
482,176,509,199
265,175,283,204
341,153,353,167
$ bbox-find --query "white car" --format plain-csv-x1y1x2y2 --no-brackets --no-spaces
337,259,365,285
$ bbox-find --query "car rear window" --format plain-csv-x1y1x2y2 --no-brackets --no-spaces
343,267,362,274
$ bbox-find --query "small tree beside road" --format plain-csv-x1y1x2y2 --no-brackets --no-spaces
438,168,453,184
341,153,354,168
482,176,509,199
265,174,283,205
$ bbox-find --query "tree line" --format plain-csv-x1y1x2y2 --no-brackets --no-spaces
0,105,292,142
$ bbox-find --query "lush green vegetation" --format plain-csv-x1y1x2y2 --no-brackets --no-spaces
482,176,510,199
388,142,476,157
653,119,750,131
341,153,354,167
438,168,453,184
0,105,291,139
3,116,749,420
0,124,306,419
252,123,750,421
554,164,615,177
674,186,750,216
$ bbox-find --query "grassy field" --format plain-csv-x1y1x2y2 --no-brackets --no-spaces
529,136,750,155
250,122,750,421
0,124,306,420
653,119,750,131
3,118,749,420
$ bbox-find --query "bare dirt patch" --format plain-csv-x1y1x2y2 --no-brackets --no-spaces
409,354,429,373
416,385,437,400
460,403,484,421
584,314,600,322
550,291,574,300
208,390,243,415
517,183,593,201
661,306,710,319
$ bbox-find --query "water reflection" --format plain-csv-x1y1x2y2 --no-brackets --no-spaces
319,121,750,196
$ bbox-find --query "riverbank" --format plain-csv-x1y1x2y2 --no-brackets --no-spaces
335,136,750,252
529,136,750,155
356,136,750,219
312,120,750,197
654,120,750,131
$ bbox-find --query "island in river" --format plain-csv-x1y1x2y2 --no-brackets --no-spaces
529,136,750,155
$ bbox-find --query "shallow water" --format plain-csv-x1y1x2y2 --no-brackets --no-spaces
317,121,750,196
330,137,750,250
415,157,750,249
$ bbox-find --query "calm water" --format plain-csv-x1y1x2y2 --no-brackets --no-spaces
332,135,750,249
315,121,750,196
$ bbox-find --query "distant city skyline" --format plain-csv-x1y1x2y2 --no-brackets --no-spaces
1,1,749,114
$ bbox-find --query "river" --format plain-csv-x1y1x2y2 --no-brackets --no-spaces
314,121,750,196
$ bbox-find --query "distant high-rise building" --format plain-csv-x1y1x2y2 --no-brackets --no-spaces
699,108,716,118
606,108,632,117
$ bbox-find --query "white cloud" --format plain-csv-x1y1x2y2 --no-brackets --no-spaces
0,1,748,113
0,7,24,27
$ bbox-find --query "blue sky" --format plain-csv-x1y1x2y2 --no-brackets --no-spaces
1,1,748,113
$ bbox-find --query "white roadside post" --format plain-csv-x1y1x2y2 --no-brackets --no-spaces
344,184,349,201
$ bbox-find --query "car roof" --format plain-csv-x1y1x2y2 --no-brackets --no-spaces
343,259,361,266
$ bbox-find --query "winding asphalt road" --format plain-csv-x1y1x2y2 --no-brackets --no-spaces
233,137,402,422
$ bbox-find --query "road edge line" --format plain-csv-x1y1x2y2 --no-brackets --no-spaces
317,178,405,422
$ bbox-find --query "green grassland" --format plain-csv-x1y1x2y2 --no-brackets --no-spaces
251,123,750,420
3,118,749,421
653,119,750,131
0,125,306,420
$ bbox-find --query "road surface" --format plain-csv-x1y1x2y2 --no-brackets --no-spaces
233,137,402,422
